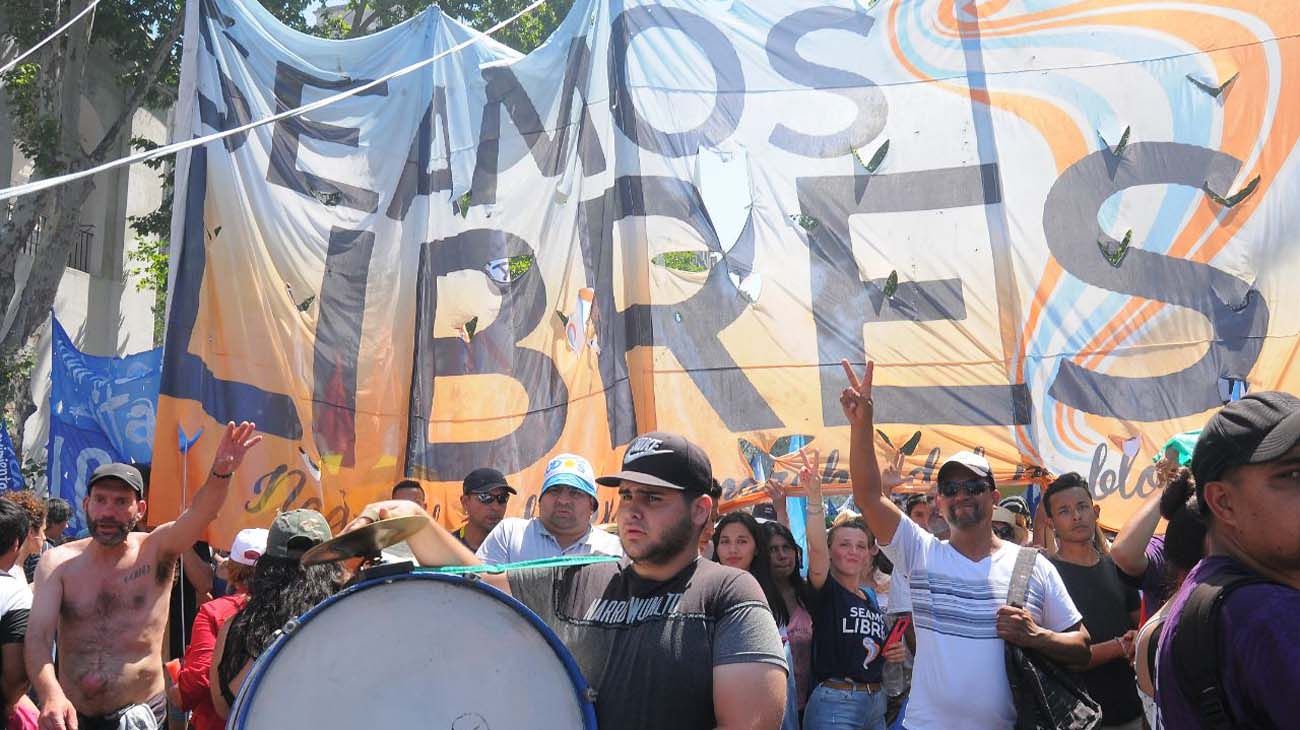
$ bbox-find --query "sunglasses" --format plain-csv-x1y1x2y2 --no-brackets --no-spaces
472,493,511,505
993,523,1017,541
937,478,991,497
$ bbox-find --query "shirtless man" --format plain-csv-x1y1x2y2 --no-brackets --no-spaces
25,422,262,730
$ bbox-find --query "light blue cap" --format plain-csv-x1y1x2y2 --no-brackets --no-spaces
541,454,598,500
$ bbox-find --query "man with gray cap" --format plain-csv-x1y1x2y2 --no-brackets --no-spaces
476,455,621,563
25,422,262,730
1155,392,1300,729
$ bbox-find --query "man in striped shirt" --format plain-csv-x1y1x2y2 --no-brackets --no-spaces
839,360,1089,729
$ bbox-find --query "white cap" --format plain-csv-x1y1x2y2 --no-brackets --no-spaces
230,528,269,566
937,450,993,482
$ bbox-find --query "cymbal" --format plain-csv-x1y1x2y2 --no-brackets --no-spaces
301,515,428,566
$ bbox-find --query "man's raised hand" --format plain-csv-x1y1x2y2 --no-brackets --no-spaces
210,421,262,477
839,359,875,430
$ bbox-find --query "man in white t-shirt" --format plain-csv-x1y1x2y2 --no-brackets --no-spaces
838,359,1090,730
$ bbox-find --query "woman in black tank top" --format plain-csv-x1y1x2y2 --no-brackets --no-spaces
797,450,891,730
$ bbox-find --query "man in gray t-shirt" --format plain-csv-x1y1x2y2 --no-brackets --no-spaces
511,554,784,729
350,431,788,730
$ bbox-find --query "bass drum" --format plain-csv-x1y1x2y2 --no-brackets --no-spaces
229,569,597,729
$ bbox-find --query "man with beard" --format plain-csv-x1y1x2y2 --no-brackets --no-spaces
25,422,262,730
347,432,788,730
839,360,1088,730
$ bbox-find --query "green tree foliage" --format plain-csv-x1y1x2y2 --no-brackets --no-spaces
2,0,572,450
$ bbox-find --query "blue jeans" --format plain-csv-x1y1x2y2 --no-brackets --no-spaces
802,683,886,730
782,644,800,730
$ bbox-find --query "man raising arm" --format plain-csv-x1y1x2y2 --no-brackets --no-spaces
839,359,1088,729
27,422,261,730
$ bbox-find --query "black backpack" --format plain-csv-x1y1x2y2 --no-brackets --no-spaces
1169,566,1268,729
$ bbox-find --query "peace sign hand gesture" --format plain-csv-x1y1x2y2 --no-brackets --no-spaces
210,421,262,477
839,359,875,430
798,448,823,501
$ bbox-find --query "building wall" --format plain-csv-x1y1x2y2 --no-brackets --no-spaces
1,44,172,462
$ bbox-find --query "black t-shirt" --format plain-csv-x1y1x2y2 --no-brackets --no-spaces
809,578,889,684
509,557,787,730
0,571,31,683
1050,554,1142,723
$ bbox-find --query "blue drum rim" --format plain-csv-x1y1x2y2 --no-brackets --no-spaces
231,569,599,729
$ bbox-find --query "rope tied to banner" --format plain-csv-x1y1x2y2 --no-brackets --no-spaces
0,0,551,203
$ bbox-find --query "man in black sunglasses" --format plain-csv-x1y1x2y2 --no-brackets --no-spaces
452,468,516,552
839,359,1089,730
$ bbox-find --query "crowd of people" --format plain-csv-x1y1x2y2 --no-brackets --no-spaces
0,368,1294,730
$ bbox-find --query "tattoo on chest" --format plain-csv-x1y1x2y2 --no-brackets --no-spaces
122,564,151,584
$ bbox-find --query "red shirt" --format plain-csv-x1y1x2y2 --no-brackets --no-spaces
178,593,247,730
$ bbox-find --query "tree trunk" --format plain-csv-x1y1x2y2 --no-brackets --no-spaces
0,0,95,357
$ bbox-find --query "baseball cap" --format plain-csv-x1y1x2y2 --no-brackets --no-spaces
265,509,332,559
87,463,145,497
1192,392,1300,490
992,506,1029,544
998,495,1031,518
937,451,993,484
462,468,517,495
229,528,269,566
596,432,713,493
541,454,598,500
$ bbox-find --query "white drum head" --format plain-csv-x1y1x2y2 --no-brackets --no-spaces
232,573,592,729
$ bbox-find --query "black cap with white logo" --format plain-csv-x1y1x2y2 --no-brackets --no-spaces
596,432,713,493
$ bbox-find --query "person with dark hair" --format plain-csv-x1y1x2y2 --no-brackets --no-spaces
390,479,426,511
0,499,34,725
712,512,785,619
1,492,44,586
209,511,336,720
346,431,789,730
178,528,267,730
796,449,892,730
762,519,815,719
1132,467,1206,729
1156,393,1300,729
1110,448,1183,616
1042,472,1143,730
839,360,1088,730
902,494,933,533
26,422,262,730
451,468,515,552
42,500,71,548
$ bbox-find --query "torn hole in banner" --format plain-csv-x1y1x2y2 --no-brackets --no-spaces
434,269,503,341
1186,70,1239,100
484,255,536,285
695,141,753,256
559,288,597,354
651,250,721,274
1218,376,1248,403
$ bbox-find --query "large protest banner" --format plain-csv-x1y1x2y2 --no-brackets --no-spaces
153,0,1300,544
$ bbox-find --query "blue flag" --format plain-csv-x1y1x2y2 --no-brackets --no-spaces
47,317,162,532
0,418,23,492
